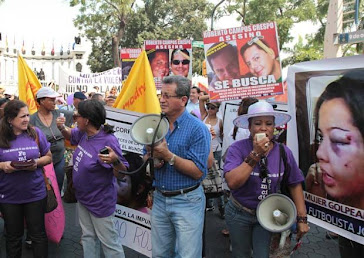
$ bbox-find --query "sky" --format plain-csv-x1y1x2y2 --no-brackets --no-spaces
0,0,79,52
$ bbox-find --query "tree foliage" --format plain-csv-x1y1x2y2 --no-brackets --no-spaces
225,0,317,51
71,0,212,73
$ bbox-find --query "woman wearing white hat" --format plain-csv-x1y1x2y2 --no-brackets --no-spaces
223,101,309,258
30,87,74,192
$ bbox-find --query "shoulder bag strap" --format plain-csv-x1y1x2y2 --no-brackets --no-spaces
34,128,52,191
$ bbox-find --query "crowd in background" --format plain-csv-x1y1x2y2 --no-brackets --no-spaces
0,70,363,258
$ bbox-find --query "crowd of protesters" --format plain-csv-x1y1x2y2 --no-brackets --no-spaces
0,70,363,258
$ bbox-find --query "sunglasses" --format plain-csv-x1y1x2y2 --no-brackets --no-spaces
207,106,217,110
172,59,190,65
259,156,268,179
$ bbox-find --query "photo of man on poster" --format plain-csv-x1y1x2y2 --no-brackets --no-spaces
240,36,282,82
147,49,170,87
206,41,240,89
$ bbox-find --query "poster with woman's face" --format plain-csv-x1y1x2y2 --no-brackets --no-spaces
287,57,364,245
144,40,192,90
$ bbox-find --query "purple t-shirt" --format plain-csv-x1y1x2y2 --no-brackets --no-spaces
0,127,50,204
71,127,129,218
224,139,304,209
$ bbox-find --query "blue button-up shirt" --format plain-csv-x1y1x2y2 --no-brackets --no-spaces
155,110,211,191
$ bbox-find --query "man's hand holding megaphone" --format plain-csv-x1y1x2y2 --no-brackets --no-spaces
145,138,174,169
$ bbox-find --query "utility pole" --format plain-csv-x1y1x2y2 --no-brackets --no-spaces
324,0,343,58
210,0,225,31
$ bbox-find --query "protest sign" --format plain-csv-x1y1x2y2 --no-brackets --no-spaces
286,55,364,244
203,22,283,102
105,106,143,154
144,39,192,89
58,66,122,99
114,205,152,257
120,48,142,80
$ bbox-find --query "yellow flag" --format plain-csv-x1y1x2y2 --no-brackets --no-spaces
113,50,161,114
18,55,41,114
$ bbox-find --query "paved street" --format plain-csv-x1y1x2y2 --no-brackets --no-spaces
0,200,341,257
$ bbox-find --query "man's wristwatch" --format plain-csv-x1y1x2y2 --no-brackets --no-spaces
168,154,176,166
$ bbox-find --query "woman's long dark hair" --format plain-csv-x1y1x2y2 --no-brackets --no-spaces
78,99,114,134
0,100,36,148
232,97,258,140
315,70,364,140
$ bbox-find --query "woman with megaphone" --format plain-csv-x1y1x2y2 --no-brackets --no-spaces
223,101,309,258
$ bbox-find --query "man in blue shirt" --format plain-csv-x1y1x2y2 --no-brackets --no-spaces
186,86,201,113
148,75,211,257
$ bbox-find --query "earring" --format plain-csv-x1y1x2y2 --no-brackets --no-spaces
9,123,12,127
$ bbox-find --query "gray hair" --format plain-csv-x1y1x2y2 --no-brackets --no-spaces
162,75,191,99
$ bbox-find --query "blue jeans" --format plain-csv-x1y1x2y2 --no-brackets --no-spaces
151,185,205,258
78,203,125,258
225,200,271,258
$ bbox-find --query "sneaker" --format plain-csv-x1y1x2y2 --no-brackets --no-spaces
25,239,32,249
205,206,215,212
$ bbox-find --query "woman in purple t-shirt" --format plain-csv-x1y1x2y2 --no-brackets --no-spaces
0,100,52,257
224,101,309,258
56,99,129,258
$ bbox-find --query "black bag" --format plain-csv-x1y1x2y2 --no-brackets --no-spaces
63,166,77,203
42,169,58,213
202,160,224,198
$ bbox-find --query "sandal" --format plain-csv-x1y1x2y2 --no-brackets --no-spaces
326,231,338,239
221,229,229,237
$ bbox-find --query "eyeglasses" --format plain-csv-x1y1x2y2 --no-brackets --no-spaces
259,156,268,179
161,93,181,100
207,106,216,110
172,59,190,65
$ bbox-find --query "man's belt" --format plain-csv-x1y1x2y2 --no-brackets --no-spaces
158,184,200,197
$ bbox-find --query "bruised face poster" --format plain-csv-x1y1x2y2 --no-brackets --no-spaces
286,55,364,245
203,22,283,102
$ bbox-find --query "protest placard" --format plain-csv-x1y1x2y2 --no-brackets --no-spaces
120,48,142,80
144,39,192,89
286,55,364,245
203,22,283,102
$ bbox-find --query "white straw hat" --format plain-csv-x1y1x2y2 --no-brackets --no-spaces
233,101,291,129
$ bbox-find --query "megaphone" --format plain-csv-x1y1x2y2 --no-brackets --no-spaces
130,114,169,146
256,193,297,233
130,114,169,168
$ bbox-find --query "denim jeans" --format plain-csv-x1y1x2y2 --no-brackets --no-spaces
78,203,125,258
225,200,271,258
54,157,65,193
0,197,48,258
151,185,205,258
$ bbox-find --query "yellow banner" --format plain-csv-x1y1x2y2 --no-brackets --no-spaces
114,50,161,114
18,55,41,114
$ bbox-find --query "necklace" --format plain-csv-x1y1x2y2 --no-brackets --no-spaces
39,111,58,141
206,116,217,125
